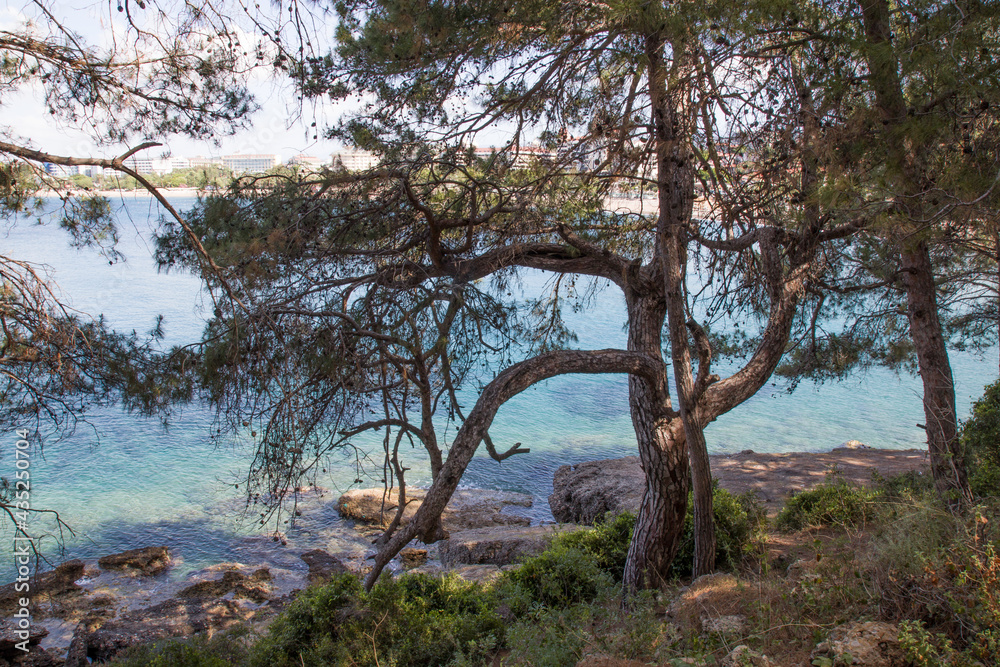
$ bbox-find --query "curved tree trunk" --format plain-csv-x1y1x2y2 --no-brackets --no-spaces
363,348,669,590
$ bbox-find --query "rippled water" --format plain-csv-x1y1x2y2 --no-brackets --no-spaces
1,195,994,579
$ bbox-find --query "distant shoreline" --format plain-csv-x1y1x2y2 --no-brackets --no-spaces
39,187,204,198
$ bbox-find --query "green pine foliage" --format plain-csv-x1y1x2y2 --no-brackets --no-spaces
962,379,1000,498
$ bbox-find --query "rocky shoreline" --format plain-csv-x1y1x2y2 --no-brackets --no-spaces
3,445,929,666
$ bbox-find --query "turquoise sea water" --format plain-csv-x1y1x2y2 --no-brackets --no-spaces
1,195,995,579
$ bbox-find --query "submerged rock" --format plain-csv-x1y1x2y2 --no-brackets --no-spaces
438,524,584,566
337,487,532,531
300,549,349,584
97,547,171,576
549,457,643,524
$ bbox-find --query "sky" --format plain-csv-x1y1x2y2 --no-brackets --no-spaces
1,1,352,164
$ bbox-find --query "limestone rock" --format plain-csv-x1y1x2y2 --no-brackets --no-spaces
549,457,643,524
399,548,428,569
65,596,254,666
98,546,171,576
337,487,532,531
177,567,272,603
702,614,747,634
0,618,48,661
811,621,903,667
300,549,349,584
438,524,584,566
722,645,772,667
0,559,85,616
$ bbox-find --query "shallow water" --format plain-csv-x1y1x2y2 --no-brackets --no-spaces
1,195,994,580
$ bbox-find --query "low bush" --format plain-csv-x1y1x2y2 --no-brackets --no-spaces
869,498,1000,664
500,544,612,608
774,478,881,531
110,628,253,667
554,485,767,582
554,511,635,582
251,573,504,667
962,379,1000,498
672,486,768,577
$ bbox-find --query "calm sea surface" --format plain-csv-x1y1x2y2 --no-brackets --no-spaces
1,195,994,579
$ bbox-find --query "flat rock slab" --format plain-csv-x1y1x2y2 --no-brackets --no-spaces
550,448,930,522
98,547,171,576
338,487,532,531
438,524,584,566
65,596,254,666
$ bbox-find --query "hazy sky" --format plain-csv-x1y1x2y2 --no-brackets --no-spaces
2,1,348,163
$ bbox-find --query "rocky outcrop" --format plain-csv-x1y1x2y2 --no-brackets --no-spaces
65,596,255,666
438,524,584,566
551,449,930,519
0,559,84,612
399,548,428,569
97,546,171,576
337,487,532,532
177,567,273,603
811,621,903,667
549,457,643,524
300,549,349,584
0,618,48,662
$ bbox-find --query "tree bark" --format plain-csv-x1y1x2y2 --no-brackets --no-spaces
647,34,716,578
621,285,690,591
902,242,971,502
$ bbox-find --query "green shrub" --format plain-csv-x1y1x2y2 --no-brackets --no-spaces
774,479,881,531
251,573,504,667
504,605,593,667
110,628,252,667
673,486,768,577
501,544,612,608
962,379,1000,498
552,485,766,582
554,512,635,582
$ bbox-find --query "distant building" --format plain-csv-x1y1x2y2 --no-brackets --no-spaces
189,155,223,168
331,149,378,172
43,163,78,177
289,154,325,169
222,154,279,174
122,156,155,174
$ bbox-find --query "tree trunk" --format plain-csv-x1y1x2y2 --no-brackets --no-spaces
363,347,668,590
647,34,716,578
902,242,972,504
622,288,691,591
857,0,972,506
